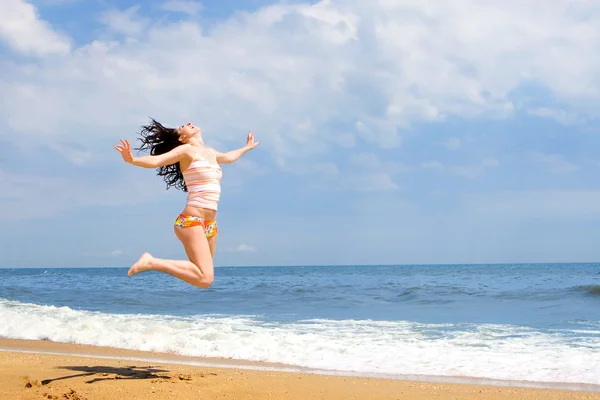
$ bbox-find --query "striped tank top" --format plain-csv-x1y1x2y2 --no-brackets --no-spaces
182,151,222,211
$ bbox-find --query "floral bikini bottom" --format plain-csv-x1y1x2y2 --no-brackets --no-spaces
174,214,218,238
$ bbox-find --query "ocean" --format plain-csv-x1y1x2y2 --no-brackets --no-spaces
0,263,599,388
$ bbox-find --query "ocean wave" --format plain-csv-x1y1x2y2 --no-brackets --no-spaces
0,298,599,385
572,285,600,296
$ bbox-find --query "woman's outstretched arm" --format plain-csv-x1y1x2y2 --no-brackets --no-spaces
114,139,191,168
213,131,260,164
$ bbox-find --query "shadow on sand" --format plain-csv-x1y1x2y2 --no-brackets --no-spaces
41,365,172,385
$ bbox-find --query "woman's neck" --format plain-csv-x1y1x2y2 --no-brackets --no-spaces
187,137,204,147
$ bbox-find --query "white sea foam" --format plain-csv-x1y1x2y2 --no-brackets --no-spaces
1,298,599,385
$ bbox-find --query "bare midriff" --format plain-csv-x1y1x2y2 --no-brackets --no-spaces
180,205,217,220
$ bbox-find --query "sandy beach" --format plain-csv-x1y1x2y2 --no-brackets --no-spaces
0,339,598,400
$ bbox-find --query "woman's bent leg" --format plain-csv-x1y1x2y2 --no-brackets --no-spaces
128,225,214,288
176,224,214,286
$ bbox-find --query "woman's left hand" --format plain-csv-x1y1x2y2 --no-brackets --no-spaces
114,139,134,163
245,131,260,149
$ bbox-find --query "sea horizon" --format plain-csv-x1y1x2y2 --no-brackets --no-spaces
2,260,600,269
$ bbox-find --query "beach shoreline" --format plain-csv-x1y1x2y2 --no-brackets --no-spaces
1,338,599,400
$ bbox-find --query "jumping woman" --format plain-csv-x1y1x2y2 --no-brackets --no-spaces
114,119,259,288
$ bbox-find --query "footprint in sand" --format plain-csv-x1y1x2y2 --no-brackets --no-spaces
61,389,85,400
23,375,41,388
42,389,85,400
24,379,41,388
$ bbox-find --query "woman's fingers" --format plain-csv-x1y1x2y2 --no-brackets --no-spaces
115,139,132,155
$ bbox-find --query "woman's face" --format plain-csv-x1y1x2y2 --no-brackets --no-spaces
178,122,201,142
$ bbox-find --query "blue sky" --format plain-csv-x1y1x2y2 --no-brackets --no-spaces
1,0,600,268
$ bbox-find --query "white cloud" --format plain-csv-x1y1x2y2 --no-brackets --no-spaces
30,0,78,4
528,107,583,125
0,169,166,221
161,0,203,16
441,137,461,151
531,151,580,174
229,244,257,253
48,142,93,165
99,6,149,37
349,152,411,174
0,0,71,56
355,172,399,191
312,162,339,175
2,0,600,167
421,157,499,179
331,133,356,148
342,152,410,191
110,250,123,256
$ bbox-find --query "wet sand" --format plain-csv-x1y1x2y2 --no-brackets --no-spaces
1,338,599,400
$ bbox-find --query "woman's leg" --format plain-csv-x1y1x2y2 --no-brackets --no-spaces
207,234,217,259
128,225,214,288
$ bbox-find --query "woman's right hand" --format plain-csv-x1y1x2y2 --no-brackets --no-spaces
114,139,134,164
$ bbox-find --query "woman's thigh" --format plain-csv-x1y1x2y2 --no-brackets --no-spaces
174,225,214,278
207,234,217,259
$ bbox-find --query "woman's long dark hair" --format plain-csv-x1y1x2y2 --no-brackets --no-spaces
135,118,188,191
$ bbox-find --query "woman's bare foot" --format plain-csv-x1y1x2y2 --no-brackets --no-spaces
128,252,154,277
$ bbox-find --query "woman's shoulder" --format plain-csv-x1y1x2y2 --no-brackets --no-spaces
177,143,197,157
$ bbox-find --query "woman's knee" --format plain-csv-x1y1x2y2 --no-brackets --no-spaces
197,275,214,288
193,261,214,288
192,268,213,288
